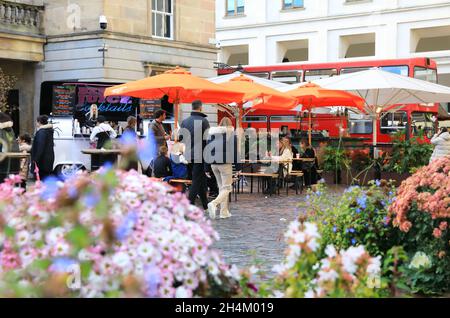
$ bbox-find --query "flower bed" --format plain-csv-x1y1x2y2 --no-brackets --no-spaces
389,156,450,294
0,170,239,297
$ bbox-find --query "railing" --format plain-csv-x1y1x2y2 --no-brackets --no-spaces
0,0,44,35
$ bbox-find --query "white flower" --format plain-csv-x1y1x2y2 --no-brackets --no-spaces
304,289,316,298
367,256,381,275
409,251,432,269
175,286,190,298
228,265,241,280
272,290,285,298
288,245,302,258
46,227,65,245
272,264,286,274
293,232,306,244
249,265,259,275
112,252,132,272
16,230,30,247
318,269,339,283
342,257,357,275
304,222,320,238
325,245,337,258
137,243,155,259
306,238,319,252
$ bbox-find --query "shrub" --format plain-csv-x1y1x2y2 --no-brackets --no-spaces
385,132,433,174
389,156,450,295
0,171,239,298
301,182,398,257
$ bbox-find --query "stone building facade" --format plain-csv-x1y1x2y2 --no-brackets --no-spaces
0,0,218,134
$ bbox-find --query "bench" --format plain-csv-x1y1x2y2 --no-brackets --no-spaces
168,179,192,192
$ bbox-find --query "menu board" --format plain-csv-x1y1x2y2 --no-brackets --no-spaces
139,99,161,119
52,85,76,117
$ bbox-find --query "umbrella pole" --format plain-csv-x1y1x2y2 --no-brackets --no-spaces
308,110,312,145
373,115,378,159
174,102,179,142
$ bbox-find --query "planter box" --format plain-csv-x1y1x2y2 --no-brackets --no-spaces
380,171,411,186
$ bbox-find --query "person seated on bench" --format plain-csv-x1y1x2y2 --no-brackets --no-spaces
300,139,319,187
152,146,173,179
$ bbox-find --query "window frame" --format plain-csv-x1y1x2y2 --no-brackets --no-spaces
242,115,267,123
304,68,338,81
226,0,245,16
380,111,408,135
152,0,174,40
414,66,438,84
348,118,373,135
282,0,304,10
271,70,303,84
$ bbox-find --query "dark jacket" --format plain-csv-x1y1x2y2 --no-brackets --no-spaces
206,126,242,170
31,124,55,175
180,111,210,163
150,120,167,148
153,155,173,178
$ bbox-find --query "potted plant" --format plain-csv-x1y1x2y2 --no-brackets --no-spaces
323,146,349,184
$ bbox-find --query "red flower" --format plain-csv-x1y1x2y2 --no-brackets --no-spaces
399,221,412,233
433,228,442,239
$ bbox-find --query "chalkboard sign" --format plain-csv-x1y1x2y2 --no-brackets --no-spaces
52,85,76,117
140,99,161,119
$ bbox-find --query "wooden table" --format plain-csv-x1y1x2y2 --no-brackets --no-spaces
81,149,123,171
0,152,30,160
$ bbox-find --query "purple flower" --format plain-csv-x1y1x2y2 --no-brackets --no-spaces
119,130,137,147
83,193,100,208
115,211,138,242
333,226,337,233
355,207,361,214
40,176,61,200
67,186,78,199
357,195,367,209
144,265,162,297
375,179,381,187
50,257,78,272
98,162,113,175
349,228,356,233
351,238,357,245
137,131,157,162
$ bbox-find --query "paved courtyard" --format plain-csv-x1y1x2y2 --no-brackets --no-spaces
211,186,345,275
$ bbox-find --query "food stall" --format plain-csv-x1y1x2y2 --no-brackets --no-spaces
44,82,164,176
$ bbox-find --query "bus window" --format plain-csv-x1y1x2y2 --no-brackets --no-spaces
380,111,407,134
340,67,370,75
271,71,302,84
304,69,338,81
349,116,373,134
411,112,436,138
270,115,299,122
243,115,267,123
247,72,270,79
414,67,437,83
381,65,409,76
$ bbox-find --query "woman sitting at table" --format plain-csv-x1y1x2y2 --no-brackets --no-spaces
300,139,318,187
263,137,293,194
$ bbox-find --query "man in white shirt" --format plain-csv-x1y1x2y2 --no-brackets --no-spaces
90,115,117,149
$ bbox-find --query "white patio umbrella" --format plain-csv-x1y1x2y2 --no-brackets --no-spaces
303,69,450,157
208,71,293,127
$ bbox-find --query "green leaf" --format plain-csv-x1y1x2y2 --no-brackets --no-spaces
80,261,92,280
66,226,91,250
4,225,15,238
31,259,52,270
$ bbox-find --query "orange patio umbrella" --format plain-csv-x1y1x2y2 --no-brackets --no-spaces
218,75,298,128
104,67,244,130
285,83,366,144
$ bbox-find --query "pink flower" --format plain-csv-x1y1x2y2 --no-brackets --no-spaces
433,228,442,239
439,222,448,231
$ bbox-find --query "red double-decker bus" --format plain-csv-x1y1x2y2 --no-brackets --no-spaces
217,57,439,145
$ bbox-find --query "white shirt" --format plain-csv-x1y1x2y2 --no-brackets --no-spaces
90,123,118,142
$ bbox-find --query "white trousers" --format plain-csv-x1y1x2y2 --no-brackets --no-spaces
210,164,233,216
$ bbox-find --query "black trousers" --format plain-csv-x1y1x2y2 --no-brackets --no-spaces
188,163,208,210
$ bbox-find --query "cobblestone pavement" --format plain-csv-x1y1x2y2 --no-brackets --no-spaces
210,185,345,274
